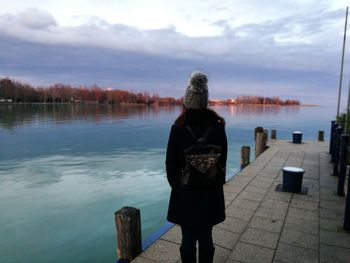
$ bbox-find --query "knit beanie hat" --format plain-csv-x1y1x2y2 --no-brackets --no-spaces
183,71,208,109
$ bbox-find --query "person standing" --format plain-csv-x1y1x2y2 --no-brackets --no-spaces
166,71,227,263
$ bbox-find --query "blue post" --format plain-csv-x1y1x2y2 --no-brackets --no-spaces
332,126,342,176
329,121,336,155
344,168,350,231
338,134,349,196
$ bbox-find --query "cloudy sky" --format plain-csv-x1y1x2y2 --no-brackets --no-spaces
0,0,349,106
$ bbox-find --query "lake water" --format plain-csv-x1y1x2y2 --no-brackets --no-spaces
0,104,334,263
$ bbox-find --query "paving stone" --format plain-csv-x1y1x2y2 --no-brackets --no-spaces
225,199,232,208
224,191,239,201
320,207,344,220
240,228,279,249
265,191,292,202
320,218,344,232
213,227,239,249
250,178,274,188
231,177,252,187
213,246,231,263
224,184,244,193
229,241,275,263
226,205,255,221
261,199,289,210
320,229,350,248
274,242,318,263
249,216,283,233
320,244,350,263
216,216,248,234
292,191,319,203
245,185,269,194
255,207,287,221
239,191,265,202
259,171,279,179
161,225,181,244
224,260,241,263
284,216,319,235
280,228,318,250
290,199,319,212
320,199,346,210
231,197,260,211
131,256,158,262
141,239,180,263
320,178,338,188
320,191,343,201
287,207,318,222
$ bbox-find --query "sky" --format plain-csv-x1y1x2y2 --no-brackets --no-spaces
0,0,349,106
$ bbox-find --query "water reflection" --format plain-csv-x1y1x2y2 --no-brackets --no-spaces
0,104,181,129
218,105,300,116
0,104,303,129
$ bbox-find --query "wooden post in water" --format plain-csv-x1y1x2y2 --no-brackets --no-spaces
254,126,264,141
240,146,250,170
255,132,267,158
115,207,142,262
271,129,277,140
264,129,268,141
318,131,324,141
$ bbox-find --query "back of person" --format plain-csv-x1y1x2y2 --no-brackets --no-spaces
166,71,227,263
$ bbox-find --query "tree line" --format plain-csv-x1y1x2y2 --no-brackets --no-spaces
0,78,300,106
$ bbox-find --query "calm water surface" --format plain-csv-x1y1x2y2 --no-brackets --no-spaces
0,104,334,263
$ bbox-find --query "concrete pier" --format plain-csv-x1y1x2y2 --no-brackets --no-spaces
131,140,350,263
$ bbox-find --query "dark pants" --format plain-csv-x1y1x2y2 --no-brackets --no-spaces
180,225,215,263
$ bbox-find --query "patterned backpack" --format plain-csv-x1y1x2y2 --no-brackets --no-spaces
180,125,223,187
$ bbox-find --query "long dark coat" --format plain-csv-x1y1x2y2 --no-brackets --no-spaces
166,108,227,227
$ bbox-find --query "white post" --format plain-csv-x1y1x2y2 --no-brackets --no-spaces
337,6,348,118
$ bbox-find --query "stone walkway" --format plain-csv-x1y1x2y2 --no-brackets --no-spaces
131,140,350,263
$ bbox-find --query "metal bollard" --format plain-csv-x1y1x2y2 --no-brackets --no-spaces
329,121,336,154
332,126,342,177
338,134,349,196
331,123,339,163
344,168,350,231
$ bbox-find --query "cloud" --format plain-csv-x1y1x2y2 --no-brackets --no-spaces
15,8,57,29
0,6,346,74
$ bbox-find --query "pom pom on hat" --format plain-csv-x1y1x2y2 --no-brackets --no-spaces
183,71,209,109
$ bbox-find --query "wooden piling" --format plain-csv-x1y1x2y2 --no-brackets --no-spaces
255,132,267,158
271,129,277,139
254,127,264,141
240,146,250,170
264,129,268,141
115,207,142,262
318,131,324,141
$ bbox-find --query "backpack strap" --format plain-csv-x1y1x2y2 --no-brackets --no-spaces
185,126,212,143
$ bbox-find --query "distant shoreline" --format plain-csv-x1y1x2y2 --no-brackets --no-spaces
0,102,318,107
1,77,301,107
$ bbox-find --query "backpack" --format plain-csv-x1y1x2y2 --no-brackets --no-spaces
179,125,223,187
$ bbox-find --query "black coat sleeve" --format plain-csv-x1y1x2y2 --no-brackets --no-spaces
218,122,228,184
165,125,180,188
